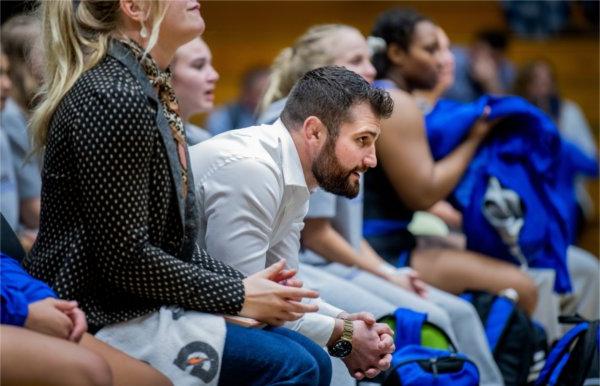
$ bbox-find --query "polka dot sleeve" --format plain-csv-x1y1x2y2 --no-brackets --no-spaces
192,246,246,281
67,81,245,315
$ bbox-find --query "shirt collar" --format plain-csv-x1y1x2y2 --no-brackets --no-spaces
273,119,308,190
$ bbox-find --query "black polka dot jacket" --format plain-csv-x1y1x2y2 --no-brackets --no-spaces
24,41,245,328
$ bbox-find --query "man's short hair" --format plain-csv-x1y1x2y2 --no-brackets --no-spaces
280,66,393,137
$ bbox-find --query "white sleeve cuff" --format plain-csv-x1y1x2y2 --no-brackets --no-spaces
284,313,335,347
314,298,344,318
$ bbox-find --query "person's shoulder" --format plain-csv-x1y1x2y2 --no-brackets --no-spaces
560,99,589,125
193,148,282,195
192,124,275,156
71,55,144,103
190,127,281,183
386,89,422,122
387,88,414,104
258,98,287,125
561,99,581,113
60,56,152,130
185,123,212,146
1,99,26,126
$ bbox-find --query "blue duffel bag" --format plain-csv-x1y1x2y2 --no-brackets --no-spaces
382,308,480,386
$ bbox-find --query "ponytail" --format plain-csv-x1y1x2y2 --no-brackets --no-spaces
259,24,358,114
30,0,168,153
260,47,293,114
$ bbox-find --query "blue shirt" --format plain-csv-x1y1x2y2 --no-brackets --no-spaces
206,102,257,136
1,253,56,326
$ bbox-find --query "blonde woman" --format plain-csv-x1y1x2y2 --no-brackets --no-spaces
259,23,505,386
24,1,330,385
172,36,219,145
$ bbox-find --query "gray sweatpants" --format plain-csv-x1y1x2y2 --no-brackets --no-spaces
529,245,600,342
299,263,504,386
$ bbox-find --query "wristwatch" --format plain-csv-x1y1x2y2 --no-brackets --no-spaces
328,319,353,357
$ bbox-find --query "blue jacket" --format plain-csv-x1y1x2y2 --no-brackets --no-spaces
1,253,57,326
426,96,598,293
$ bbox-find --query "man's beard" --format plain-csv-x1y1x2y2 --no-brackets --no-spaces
312,138,362,198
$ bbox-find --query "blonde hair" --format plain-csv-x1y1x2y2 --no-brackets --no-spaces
259,24,358,113
30,0,169,153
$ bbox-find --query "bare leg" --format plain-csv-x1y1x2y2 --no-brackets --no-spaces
80,334,172,386
1,325,112,386
411,247,538,315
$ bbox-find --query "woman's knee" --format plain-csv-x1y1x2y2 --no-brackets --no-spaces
71,350,113,386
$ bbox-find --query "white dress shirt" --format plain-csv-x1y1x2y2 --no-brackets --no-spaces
190,119,343,347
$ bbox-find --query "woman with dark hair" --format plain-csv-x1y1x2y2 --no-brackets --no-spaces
366,8,537,314
416,24,599,343
369,9,599,346
24,1,331,385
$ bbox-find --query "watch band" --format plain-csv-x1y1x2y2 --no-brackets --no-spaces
341,319,353,342
328,319,354,358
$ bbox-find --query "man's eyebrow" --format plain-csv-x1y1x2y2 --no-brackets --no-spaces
357,128,380,138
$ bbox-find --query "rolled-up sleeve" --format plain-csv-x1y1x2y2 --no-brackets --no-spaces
197,157,344,345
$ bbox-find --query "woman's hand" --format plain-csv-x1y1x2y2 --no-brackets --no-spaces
468,106,493,141
64,305,88,342
25,298,76,340
387,270,428,298
240,260,319,326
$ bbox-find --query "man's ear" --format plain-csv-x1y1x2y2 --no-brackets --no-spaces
302,116,327,145
387,42,408,67
119,0,149,23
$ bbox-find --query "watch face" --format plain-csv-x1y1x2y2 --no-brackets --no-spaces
329,339,352,358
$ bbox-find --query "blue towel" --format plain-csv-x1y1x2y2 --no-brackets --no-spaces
426,95,598,293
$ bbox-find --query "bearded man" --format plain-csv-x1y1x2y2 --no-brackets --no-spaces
190,66,396,381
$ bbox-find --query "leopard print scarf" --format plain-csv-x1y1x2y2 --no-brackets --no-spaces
119,38,189,198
